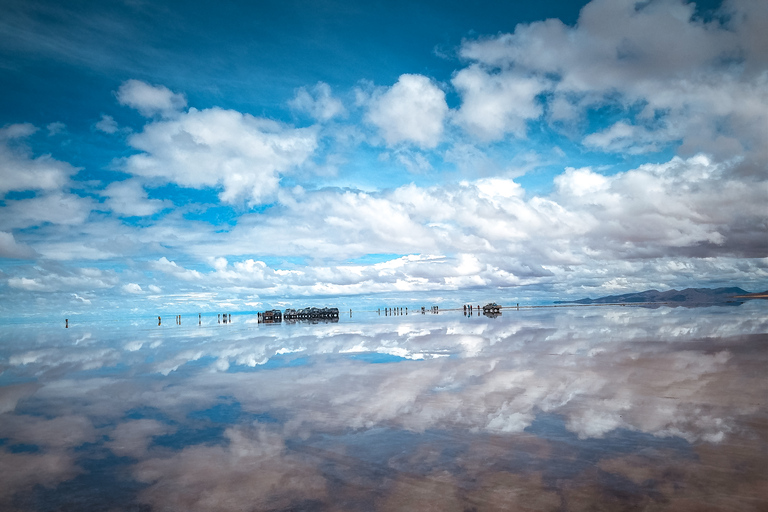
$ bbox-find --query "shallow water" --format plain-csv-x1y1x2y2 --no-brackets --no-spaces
1,303,767,511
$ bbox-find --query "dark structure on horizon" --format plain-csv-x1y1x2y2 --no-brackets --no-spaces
259,307,339,323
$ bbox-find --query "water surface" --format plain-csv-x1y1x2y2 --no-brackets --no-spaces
1,303,767,510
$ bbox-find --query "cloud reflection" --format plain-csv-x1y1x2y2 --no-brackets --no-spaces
0,304,766,509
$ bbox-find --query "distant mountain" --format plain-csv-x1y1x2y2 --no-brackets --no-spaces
554,287,750,305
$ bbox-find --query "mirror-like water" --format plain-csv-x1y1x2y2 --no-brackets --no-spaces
1,303,767,511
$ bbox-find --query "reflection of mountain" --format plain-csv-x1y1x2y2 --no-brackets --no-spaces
555,287,749,305
734,290,768,299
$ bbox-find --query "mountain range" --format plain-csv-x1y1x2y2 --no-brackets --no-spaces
554,287,759,305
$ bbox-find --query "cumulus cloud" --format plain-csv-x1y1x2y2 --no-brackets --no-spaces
7,266,119,293
122,107,318,205
122,283,143,294
289,81,346,121
150,257,203,281
2,1,767,307
0,123,79,194
452,65,547,141
552,155,767,257
71,293,91,304
456,0,768,164
366,74,448,148
0,231,36,259
94,114,119,134
582,120,673,154
103,180,169,217
59,149,747,303
116,79,187,117
0,192,94,230
46,122,66,136
4,153,761,302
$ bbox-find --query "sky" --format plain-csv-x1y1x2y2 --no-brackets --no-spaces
0,0,766,317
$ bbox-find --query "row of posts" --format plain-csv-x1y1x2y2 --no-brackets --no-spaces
377,306,438,315
153,313,231,326
65,303,522,327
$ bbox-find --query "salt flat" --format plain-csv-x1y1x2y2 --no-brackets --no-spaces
1,303,766,511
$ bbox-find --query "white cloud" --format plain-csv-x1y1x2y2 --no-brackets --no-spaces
116,79,187,117
35,242,117,261
159,153,763,298
289,81,346,121
103,180,169,217
71,293,91,304
0,124,79,194
0,192,93,230
452,65,547,141
122,107,318,205
94,114,119,134
122,283,143,294
456,0,768,164
150,257,203,281
366,74,448,149
46,122,66,136
7,266,119,292
2,151,759,304
583,121,674,154
0,231,36,259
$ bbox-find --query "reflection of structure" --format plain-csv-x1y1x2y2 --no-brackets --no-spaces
295,307,339,320
285,317,339,325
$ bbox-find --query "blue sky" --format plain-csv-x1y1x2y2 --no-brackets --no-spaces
1,0,766,317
